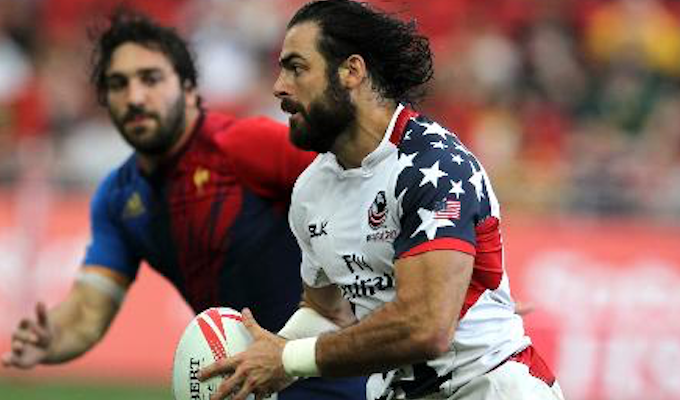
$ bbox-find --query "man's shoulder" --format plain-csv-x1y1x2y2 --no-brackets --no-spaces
200,111,236,135
398,115,457,149
202,111,288,152
97,155,138,193
202,111,286,137
396,115,479,166
392,114,490,201
91,155,145,217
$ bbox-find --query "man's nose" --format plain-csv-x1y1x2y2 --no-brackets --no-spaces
273,73,289,99
126,79,146,106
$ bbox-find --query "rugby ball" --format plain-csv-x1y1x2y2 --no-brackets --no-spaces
172,307,271,400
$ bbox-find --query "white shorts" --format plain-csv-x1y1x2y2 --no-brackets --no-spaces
371,346,564,400
439,361,565,400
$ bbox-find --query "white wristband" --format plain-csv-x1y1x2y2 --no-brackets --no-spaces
278,307,341,339
75,270,126,304
282,337,320,377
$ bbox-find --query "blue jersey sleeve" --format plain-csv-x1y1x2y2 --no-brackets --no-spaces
83,173,141,279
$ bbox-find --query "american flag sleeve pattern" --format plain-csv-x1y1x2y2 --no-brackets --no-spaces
393,115,495,259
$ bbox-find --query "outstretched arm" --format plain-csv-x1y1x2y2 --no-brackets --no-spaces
2,266,129,368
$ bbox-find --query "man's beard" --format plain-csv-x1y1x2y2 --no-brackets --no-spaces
112,95,186,156
287,73,356,153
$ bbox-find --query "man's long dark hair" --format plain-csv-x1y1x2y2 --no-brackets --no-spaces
90,9,199,106
288,0,434,106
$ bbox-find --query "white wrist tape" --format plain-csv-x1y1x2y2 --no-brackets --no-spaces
282,337,320,377
278,307,340,339
75,271,126,305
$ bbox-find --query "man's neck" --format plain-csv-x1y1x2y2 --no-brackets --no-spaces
333,102,398,169
137,107,201,174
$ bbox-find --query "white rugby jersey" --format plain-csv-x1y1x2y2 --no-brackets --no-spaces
289,105,530,399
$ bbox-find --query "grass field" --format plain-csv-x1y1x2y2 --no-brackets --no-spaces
0,378,170,400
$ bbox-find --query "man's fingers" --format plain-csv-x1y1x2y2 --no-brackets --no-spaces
232,379,255,400
10,339,25,354
227,375,260,400
28,324,51,348
36,302,49,328
241,308,262,336
15,319,49,347
1,350,27,369
211,369,245,400
15,315,46,344
1,352,16,367
198,357,236,381
18,318,31,330
12,328,39,345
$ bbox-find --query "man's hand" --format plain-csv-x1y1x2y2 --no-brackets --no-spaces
199,308,295,400
2,302,54,369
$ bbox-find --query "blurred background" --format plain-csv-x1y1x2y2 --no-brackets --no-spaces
0,0,679,399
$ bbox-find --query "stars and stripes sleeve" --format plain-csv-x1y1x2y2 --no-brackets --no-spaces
393,119,492,259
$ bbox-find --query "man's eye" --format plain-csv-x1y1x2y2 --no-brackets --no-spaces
106,78,126,91
142,74,162,86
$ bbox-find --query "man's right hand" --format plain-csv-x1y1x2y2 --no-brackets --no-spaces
2,302,54,369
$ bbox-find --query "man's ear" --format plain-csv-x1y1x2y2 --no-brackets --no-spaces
183,82,199,108
338,54,367,89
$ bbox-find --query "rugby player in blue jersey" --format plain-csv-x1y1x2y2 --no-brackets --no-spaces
1,10,366,400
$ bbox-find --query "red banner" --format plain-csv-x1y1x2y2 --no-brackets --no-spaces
504,216,680,400
1,193,679,399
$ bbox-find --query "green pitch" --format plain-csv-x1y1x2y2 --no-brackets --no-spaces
0,378,170,400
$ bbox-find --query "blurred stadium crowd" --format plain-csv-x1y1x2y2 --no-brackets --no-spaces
1,0,679,220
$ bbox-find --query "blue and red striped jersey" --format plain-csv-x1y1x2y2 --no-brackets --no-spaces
84,111,315,331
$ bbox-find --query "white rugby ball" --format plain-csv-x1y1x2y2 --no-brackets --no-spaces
172,307,273,400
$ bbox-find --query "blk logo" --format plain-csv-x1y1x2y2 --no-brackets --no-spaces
308,221,328,239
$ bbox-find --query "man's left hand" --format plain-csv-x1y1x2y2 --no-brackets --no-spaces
199,308,294,400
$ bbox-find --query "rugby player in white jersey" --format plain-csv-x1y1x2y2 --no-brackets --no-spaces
199,1,565,399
